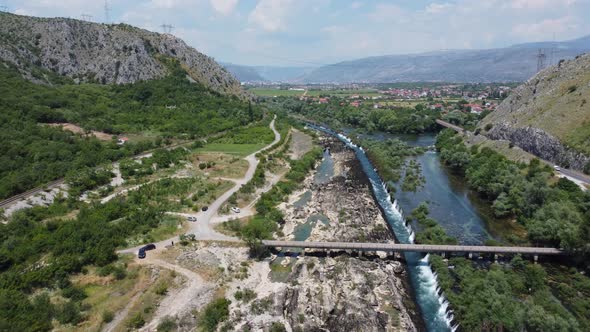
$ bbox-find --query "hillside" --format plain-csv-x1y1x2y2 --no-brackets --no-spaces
479,53,590,171
0,12,244,97
300,35,590,83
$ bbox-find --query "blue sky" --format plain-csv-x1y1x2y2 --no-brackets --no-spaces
5,0,590,66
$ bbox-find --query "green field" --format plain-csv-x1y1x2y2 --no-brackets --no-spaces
197,143,265,156
247,88,304,97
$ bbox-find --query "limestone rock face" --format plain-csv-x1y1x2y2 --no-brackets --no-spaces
479,52,590,170
0,12,245,98
486,123,589,170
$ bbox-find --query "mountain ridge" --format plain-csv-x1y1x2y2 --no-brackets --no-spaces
298,35,590,83
0,12,245,97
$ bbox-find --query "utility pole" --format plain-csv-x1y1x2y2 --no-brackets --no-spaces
160,24,174,34
81,14,93,22
104,0,111,24
536,49,546,72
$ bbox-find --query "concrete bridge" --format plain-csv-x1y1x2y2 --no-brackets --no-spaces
262,240,565,262
435,119,465,133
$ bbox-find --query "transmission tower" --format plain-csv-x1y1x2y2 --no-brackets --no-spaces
160,24,174,34
104,0,111,23
536,49,546,72
81,14,93,22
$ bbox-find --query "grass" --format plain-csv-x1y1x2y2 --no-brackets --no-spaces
121,269,179,331
247,88,304,97
147,215,188,242
197,143,265,156
191,152,249,179
70,264,151,332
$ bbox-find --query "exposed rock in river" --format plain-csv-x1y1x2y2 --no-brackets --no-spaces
223,135,419,331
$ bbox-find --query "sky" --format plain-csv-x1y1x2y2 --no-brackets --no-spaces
4,0,590,66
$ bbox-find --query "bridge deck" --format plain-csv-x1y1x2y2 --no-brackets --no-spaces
262,240,564,255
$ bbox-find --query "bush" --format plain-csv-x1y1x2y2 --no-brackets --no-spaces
200,298,230,332
234,288,257,303
154,282,168,295
127,312,145,328
157,316,177,332
199,163,207,170
102,310,114,323
484,123,493,131
568,85,577,93
270,322,287,332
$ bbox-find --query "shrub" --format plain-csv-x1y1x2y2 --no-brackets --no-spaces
568,85,577,93
200,298,230,332
102,310,114,323
199,163,207,170
484,123,493,131
154,282,168,295
157,317,177,332
234,288,257,303
127,313,145,328
270,322,287,332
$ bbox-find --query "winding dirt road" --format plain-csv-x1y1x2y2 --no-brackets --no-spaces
108,117,281,330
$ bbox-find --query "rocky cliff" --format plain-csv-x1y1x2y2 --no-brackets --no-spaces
479,53,590,171
0,12,244,97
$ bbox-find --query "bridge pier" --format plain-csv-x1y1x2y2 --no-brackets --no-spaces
326,249,331,257
358,250,363,257
534,255,538,264
300,250,305,258
468,252,473,259
494,254,498,263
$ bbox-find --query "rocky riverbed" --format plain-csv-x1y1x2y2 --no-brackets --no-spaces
147,135,420,331
224,135,419,331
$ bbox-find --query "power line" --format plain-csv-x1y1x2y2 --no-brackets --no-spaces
160,24,174,34
81,14,93,22
104,0,111,23
537,48,546,72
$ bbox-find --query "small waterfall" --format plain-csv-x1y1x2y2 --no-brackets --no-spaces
310,123,454,332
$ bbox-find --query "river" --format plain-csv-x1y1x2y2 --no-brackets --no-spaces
310,124,454,331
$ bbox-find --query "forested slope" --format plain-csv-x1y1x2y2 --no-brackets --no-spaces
0,58,261,199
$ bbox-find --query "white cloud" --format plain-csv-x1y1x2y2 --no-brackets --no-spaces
350,2,363,10
367,3,406,22
509,0,578,9
512,16,580,40
210,0,238,15
248,0,294,32
425,2,453,14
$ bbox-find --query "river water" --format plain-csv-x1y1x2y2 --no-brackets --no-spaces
310,124,454,331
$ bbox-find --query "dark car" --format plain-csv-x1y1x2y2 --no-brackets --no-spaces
201,206,208,211
143,243,156,251
138,249,146,259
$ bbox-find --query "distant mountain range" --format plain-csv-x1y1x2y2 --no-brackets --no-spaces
225,35,590,84
222,63,315,83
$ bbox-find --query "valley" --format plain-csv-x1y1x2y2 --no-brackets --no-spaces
1,7,590,332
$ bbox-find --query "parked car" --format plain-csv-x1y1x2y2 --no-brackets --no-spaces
231,207,241,213
143,243,156,251
138,249,146,259
187,216,197,222
202,206,208,212
554,165,561,171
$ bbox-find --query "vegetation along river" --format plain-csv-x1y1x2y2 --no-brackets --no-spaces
356,131,519,245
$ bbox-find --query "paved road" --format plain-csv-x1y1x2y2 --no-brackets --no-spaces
118,116,280,255
435,119,590,187
262,240,565,256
